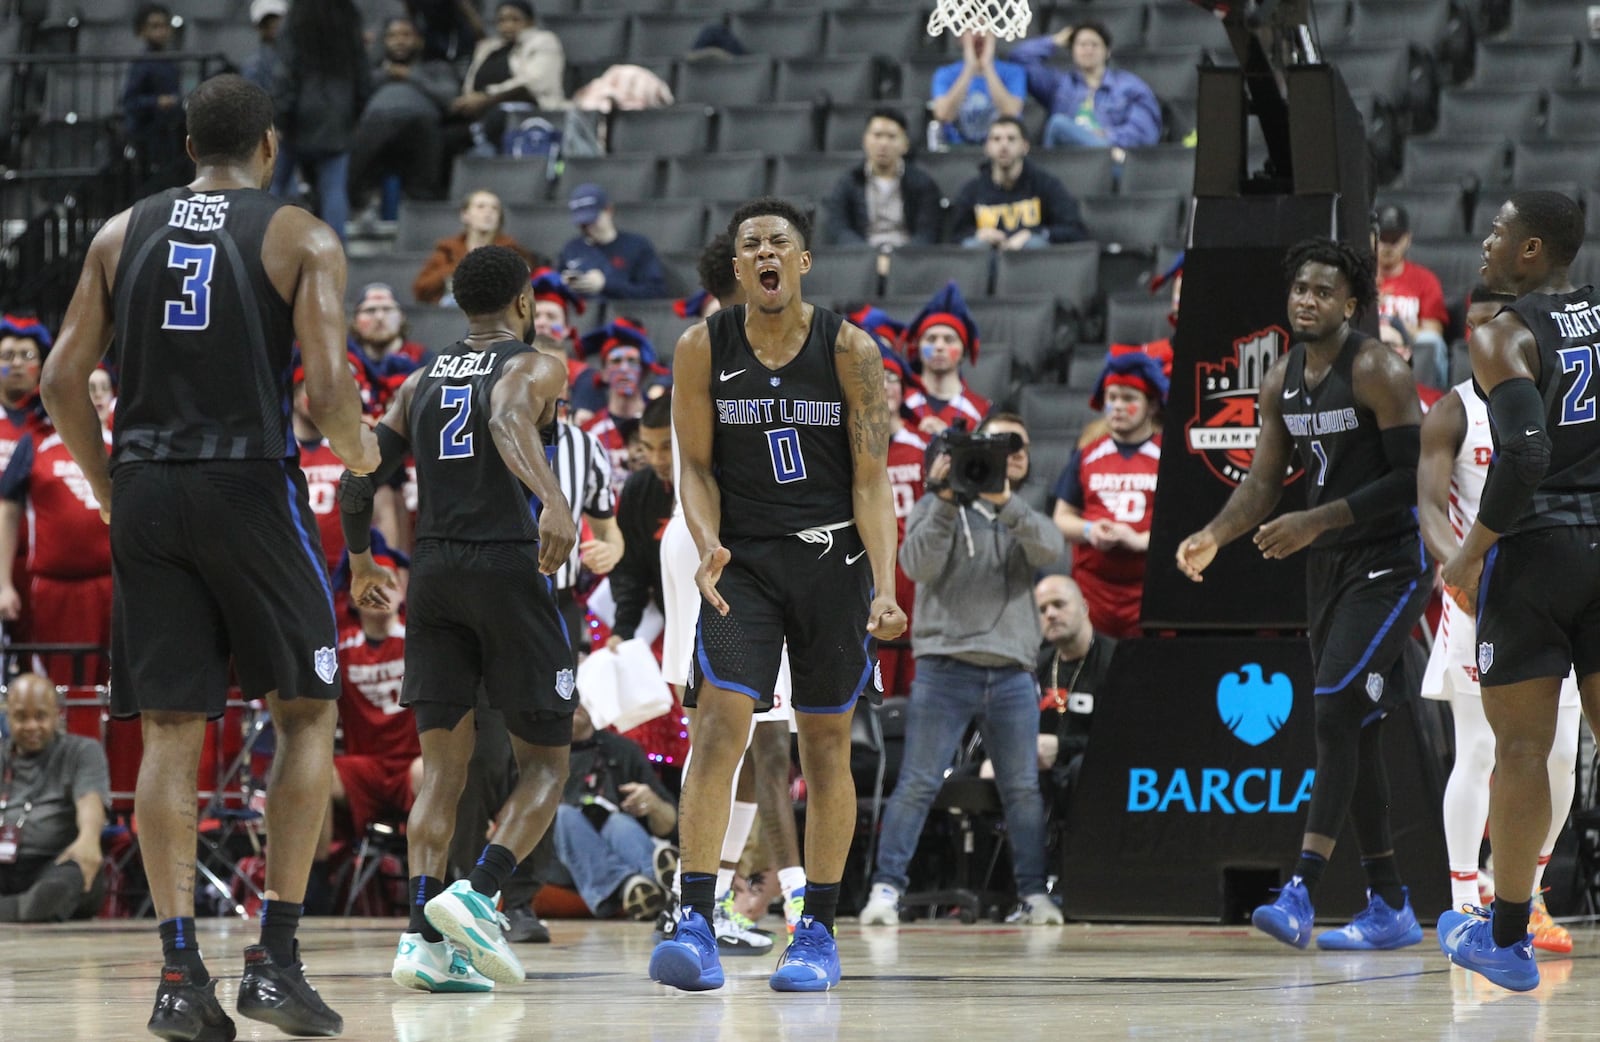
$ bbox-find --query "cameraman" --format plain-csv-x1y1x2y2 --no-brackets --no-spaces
859,413,1067,926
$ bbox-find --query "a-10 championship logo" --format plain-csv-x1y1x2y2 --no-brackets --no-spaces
1184,325,1303,487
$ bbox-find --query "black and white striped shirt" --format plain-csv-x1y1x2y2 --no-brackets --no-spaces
550,419,615,591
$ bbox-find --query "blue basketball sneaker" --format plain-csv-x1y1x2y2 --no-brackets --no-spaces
769,915,841,992
1437,906,1539,993
649,909,724,991
1251,877,1314,949
1316,888,1423,950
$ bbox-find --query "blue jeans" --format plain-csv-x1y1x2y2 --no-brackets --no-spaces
547,803,656,916
960,233,1050,250
1043,113,1111,149
270,146,351,244
872,655,1049,895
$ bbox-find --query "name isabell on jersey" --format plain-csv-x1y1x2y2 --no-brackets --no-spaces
429,352,501,379
1283,407,1359,438
1550,299,1600,339
715,398,842,427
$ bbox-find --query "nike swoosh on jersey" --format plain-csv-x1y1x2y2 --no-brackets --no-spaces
720,369,747,381
845,549,867,565
1282,387,1299,398
1367,568,1393,579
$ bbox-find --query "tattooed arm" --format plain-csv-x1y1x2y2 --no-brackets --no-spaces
834,321,907,641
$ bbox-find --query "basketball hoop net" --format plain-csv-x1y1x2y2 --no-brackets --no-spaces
926,0,1034,42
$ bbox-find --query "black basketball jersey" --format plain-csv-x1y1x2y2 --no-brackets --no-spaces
408,341,554,543
706,305,856,540
112,186,296,463
1501,287,1600,531
1280,331,1418,549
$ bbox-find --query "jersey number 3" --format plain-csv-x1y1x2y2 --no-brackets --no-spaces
439,385,475,459
162,242,215,331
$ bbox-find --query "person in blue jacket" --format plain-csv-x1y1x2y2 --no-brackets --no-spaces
1009,21,1162,161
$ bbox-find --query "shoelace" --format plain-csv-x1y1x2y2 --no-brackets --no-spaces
787,923,830,959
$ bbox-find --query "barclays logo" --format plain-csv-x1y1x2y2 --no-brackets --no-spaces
1216,663,1293,746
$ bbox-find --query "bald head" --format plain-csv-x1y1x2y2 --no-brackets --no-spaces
1035,574,1090,649
6,673,59,755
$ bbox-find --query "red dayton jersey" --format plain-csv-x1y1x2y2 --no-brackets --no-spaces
903,383,990,431
0,430,112,578
1055,432,1161,637
297,438,345,574
1379,261,1447,331
582,409,632,497
336,624,420,764
887,426,927,535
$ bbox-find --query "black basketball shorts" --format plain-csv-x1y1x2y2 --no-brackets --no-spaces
110,459,339,718
688,523,880,714
1304,531,1430,722
1477,525,1600,686
402,539,576,746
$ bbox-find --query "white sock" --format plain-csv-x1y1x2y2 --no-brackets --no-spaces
1443,693,1495,910
720,800,757,873
778,866,807,901
715,866,736,900
1537,703,1582,894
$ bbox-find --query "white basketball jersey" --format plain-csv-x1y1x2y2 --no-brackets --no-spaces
1447,380,1490,543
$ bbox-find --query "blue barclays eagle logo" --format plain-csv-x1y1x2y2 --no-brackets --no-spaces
1216,663,1293,746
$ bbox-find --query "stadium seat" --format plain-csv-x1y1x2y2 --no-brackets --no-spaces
41,65,123,122
1031,150,1117,198
662,153,768,202
627,13,717,62
607,105,713,157
1403,239,1488,308
71,23,139,56
1471,40,1580,92
824,10,935,59
706,197,816,243
183,0,243,17
1028,436,1078,513
396,201,527,252
1581,44,1600,88
675,57,773,106
799,249,882,302
1078,192,1183,249
1512,140,1600,192
772,151,861,199
541,14,630,69
992,245,1100,313
1569,241,1600,287
1320,44,1411,108
348,253,434,305
1400,137,1510,191
613,199,706,254
675,0,766,12
1506,0,1593,41
964,343,1015,409
824,102,924,152
897,55,952,105
403,305,469,351
1103,291,1172,347
882,246,993,299
1118,146,1195,196
1546,89,1600,137
1112,47,1206,107
730,12,826,62
1041,3,1148,51
449,155,550,208
1373,187,1469,239
969,295,1063,378
1019,384,1088,440
1141,2,1229,49
581,0,670,12
518,205,583,259
184,20,260,68
53,0,136,23
1346,0,1451,50
717,104,817,155
775,56,877,105
557,154,660,203
1433,89,1545,142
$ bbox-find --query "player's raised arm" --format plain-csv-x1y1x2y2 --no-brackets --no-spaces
39,212,127,517
671,321,730,615
833,320,906,641
489,349,576,575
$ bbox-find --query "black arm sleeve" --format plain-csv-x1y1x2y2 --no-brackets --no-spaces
337,423,410,554
1343,424,1420,521
1477,377,1552,533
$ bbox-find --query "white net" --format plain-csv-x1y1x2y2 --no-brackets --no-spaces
926,0,1034,42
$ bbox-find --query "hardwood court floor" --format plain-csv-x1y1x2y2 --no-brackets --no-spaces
0,917,1595,1041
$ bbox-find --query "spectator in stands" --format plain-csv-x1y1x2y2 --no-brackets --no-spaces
953,117,1087,250
0,316,53,642
241,0,287,92
452,0,566,149
1375,204,1450,391
1009,21,1162,161
1379,316,1444,410
861,412,1066,927
546,703,674,920
88,367,115,430
412,189,541,305
607,393,673,650
822,108,943,257
349,17,459,213
578,319,655,493
350,284,433,371
930,31,1025,149
558,184,669,302
270,0,371,243
901,282,990,435
1032,574,1116,801
407,0,486,63
0,403,113,685
0,675,108,923
123,4,186,189
675,231,738,323
1051,352,1165,639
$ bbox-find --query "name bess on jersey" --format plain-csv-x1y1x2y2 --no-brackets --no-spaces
1551,298,1600,339
715,397,843,427
168,194,230,233
428,352,501,379
1281,407,1359,438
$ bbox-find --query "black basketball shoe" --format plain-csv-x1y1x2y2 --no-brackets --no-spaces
147,966,237,1042
235,944,343,1038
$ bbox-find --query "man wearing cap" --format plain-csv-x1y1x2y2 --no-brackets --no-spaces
350,17,460,212
579,319,656,495
351,284,434,371
242,0,287,92
557,184,668,302
1376,204,1450,391
1051,353,1165,639
901,282,990,436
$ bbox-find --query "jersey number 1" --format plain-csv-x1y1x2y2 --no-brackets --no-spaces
162,242,216,330
439,385,474,459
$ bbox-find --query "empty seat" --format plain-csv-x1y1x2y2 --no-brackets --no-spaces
184,20,261,68
348,253,434,305
1019,384,1089,440
663,152,768,201
799,249,882,301
775,56,877,105
970,295,1062,377
41,64,124,121
676,0,767,11
897,55,952,104
541,14,630,68
915,152,985,203
730,11,826,61
613,199,706,254
824,10,930,58
772,151,861,199
1513,140,1600,191
675,57,773,106
448,155,550,208
1472,40,1579,92
964,343,1015,408
1507,0,1593,40
518,205,583,259
1112,47,1205,105
1103,291,1172,346
607,105,713,156
1118,145,1195,195
403,306,470,352
1582,44,1600,88
1400,137,1509,190
72,23,141,56
705,196,816,243
992,245,1100,314
627,13,717,61
1141,2,1228,49
717,103,817,154
824,102,923,152
1434,89,1545,142
1322,44,1411,107
1031,150,1117,198
1403,238,1490,306
556,154,659,202
1347,0,1451,49
1373,187,1468,239
1547,89,1600,137
396,201,529,252
1079,192,1183,248
882,246,993,299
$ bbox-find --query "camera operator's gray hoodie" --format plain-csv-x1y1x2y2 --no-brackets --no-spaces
899,493,1065,671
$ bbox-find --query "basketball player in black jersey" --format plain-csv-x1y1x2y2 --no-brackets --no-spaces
1176,239,1430,953
337,245,578,992
1437,191,1600,991
647,198,905,993
41,76,377,1042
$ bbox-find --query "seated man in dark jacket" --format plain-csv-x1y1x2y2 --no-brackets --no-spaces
952,116,1087,249
822,108,943,253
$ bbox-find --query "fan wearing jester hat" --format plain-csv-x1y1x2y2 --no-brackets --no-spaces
529,266,592,414
578,318,659,494
0,314,53,444
900,281,990,436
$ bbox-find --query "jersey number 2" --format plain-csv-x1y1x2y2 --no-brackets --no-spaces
1558,345,1597,426
439,385,474,459
162,242,215,330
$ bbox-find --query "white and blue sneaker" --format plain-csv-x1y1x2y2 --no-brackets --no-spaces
1316,888,1423,950
424,881,525,985
391,932,496,993
769,915,841,992
1251,877,1314,949
1438,905,1539,993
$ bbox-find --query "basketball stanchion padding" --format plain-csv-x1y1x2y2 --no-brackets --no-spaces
926,0,1034,42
